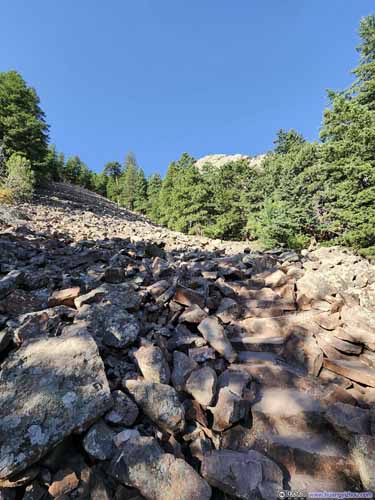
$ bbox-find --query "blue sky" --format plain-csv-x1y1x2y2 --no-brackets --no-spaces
1,1,374,176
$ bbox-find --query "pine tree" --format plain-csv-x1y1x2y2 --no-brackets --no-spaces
146,174,162,221
92,172,109,197
120,152,138,209
353,15,375,109
273,129,305,155
0,71,49,173
45,144,64,181
134,168,148,213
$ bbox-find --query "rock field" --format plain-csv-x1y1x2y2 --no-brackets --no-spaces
0,183,375,499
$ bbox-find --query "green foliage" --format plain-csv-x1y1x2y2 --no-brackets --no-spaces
120,152,138,209
146,174,162,220
103,161,122,179
0,71,49,173
92,171,109,197
45,145,64,182
2,153,35,201
134,168,148,213
273,129,305,155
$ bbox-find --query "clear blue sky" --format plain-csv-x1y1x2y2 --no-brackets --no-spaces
1,1,374,176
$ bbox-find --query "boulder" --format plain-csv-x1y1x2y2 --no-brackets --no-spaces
210,387,247,431
323,358,375,387
110,436,211,500
104,390,139,427
185,367,217,407
82,420,115,460
325,403,371,441
201,449,283,500
198,317,237,362
0,330,112,479
174,286,205,309
171,351,198,391
134,345,170,384
350,435,375,491
124,380,185,433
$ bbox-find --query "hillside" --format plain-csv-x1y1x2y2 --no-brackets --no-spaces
1,182,375,497
0,182,252,254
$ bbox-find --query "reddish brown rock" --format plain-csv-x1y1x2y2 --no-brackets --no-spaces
48,287,80,307
48,469,79,498
324,358,375,387
174,286,205,308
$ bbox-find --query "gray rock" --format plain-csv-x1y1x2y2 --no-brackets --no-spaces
104,390,139,427
76,303,140,349
188,346,215,362
0,330,112,479
185,367,217,407
103,310,140,349
83,420,115,460
215,297,241,323
179,304,208,324
217,369,250,397
124,380,185,433
198,317,237,362
325,402,371,440
210,387,247,431
110,436,211,500
74,287,106,309
350,435,375,491
171,351,198,391
113,429,141,448
134,345,170,384
201,449,283,500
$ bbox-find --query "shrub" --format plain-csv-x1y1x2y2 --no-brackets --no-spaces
3,153,35,201
0,187,14,204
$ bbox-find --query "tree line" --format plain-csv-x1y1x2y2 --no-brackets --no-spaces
0,15,374,256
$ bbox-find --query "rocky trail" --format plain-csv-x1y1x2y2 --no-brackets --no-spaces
1,183,375,499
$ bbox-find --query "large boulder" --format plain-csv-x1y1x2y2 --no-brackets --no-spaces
110,436,211,500
201,449,283,499
0,329,112,479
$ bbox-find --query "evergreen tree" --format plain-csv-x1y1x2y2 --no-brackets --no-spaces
103,162,122,202
120,152,138,209
203,160,251,239
63,156,91,187
92,171,109,197
103,161,122,179
134,168,148,213
273,129,305,155
158,153,195,227
352,15,375,108
45,144,64,181
0,71,49,173
146,173,162,220
168,163,211,234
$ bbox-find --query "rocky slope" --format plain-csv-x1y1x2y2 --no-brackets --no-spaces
1,183,375,499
